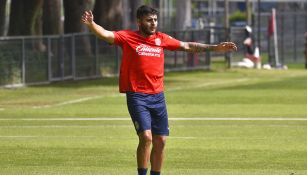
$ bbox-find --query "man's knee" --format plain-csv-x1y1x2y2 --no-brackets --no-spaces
152,135,166,151
138,130,153,146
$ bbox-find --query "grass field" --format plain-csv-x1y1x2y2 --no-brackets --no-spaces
1,67,307,175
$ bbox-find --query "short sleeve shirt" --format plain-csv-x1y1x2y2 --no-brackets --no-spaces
113,30,181,94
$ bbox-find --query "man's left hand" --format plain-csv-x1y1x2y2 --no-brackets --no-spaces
215,42,237,52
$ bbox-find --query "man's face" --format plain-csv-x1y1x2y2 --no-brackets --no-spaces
138,14,158,36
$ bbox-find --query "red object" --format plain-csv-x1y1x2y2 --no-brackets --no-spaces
268,14,274,37
113,30,181,94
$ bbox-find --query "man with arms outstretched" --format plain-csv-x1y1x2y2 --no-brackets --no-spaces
82,5,237,175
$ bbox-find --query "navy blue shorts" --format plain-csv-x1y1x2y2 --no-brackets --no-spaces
126,92,169,136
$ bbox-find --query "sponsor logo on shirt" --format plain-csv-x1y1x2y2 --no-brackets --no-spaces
155,38,161,46
136,44,161,57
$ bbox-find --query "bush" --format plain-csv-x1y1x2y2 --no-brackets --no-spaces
0,42,22,85
229,10,246,22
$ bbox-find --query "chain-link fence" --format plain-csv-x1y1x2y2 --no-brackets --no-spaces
230,11,307,66
0,28,228,87
165,27,228,71
1,11,305,88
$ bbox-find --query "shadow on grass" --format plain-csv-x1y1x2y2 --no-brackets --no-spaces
217,75,307,91
34,77,119,89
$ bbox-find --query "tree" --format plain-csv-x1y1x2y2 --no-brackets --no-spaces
43,0,62,35
123,0,143,29
63,0,90,33
8,0,43,36
0,0,7,36
245,0,252,25
63,0,94,58
130,0,143,29
176,0,191,30
93,0,123,30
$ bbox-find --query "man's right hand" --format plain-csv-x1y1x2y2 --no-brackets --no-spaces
81,10,94,26
81,10,115,44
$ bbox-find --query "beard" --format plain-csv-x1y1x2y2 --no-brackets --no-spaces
139,25,157,36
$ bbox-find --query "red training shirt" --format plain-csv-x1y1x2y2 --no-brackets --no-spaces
113,30,181,94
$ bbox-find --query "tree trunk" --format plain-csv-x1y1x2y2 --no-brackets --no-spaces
8,0,24,36
93,0,123,31
151,0,160,9
8,0,43,36
63,0,89,33
43,0,62,35
130,0,143,29
123,0,143,29
63,0,93,57
0,0,7,36
33,5,46,51
245,0,252,26
176,0,191,30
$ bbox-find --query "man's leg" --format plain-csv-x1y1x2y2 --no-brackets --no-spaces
137,130,152,175
150,135,167,174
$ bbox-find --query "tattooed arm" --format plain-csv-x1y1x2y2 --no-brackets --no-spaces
179,41,237,53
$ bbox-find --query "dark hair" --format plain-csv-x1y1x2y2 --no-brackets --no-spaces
136,5,158,19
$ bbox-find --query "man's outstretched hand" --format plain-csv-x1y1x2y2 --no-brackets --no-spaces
81,10,94,25
215,42,237,52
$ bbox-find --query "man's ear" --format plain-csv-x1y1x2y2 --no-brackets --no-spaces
136,18,141,27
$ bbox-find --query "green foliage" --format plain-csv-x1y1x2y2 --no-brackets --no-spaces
0,42,22,85
144,0,152,5
0,40,50,85
25,50,48,83
229,10,247,22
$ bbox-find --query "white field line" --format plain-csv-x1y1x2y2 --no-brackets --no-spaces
0,136,96,138
0,108,4,111
32,94,124,109
166,78,249,91
0,117,307,121
0,125,132,128
0,136,258,141
0,124,302,129
170,117,307,121
0,136,194,139
0,136,302,141
31,78,249,109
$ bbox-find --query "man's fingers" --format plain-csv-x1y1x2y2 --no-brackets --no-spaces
81,10,93,24
84,10,93,18
89,10,93,16
222,42,237,51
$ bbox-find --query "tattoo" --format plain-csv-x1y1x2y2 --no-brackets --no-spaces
186,42,214,53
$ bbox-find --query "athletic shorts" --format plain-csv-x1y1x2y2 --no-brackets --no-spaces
126,92,169,136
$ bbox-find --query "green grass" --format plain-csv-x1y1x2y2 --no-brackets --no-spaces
1,67,307,174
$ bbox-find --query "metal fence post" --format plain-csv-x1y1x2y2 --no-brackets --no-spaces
280,12,284,65
71,34,76,79
293,13,297,62
225,27,231,68
305,32,307,69
47,37,52,82
21,38,26,85
95,36,99,77
59,34,64,80
205,29,211,67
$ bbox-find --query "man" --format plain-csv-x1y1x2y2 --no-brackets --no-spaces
243,25,261,67
82,5,236,175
